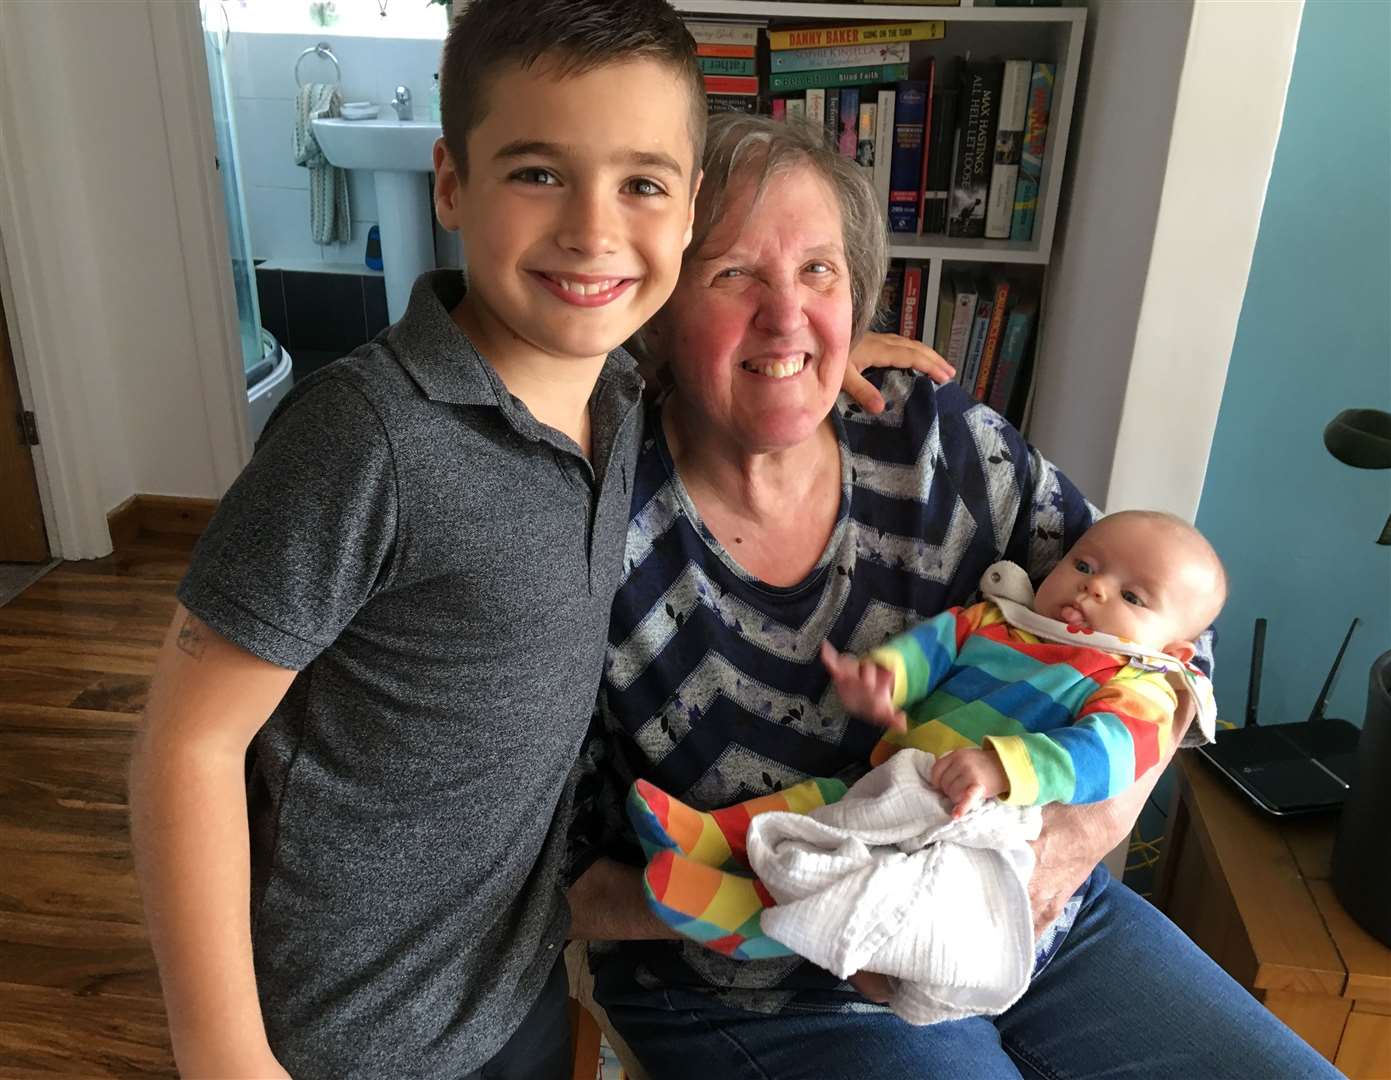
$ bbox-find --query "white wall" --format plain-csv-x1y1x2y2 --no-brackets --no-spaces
225,32,444,267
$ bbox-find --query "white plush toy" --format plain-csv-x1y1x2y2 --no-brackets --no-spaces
979,560,1036,609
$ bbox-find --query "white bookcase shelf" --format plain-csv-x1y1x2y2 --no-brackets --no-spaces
675,0,1087,384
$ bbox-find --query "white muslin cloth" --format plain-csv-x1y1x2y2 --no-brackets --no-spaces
746,749,1042,1026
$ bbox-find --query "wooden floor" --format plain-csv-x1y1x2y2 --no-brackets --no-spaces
0,532,191,1076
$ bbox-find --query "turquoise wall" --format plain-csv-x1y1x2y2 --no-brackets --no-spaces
1196,0,1391,730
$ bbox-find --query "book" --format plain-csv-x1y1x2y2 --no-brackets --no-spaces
879,263,905,334
806,88,826,129
700,56,755,77
988,299,1037,414
945,275,977,366
825,89,840,151
887,80,928,233
696,43,756,59
708,94,758,115
772,98,787,121
704,75,760,96
686,21,761,47
920,70,956,234
1011,63,1055,242
768,63,909,93
947,61,1003,239
856,101,877,170
913,60,936,234
973,278,1012,399
768,21,945,51
873,89,895,218
838,89,860,156
933,275,955,349
900,263,923,339
770,42,910,74
960,288,994,392
787,97,806,123
985,60,1031,239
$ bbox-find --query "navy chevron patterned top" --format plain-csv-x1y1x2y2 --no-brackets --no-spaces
577,370,1099,1009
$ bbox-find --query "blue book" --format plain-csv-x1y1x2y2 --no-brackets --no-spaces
1010,64,1055,242
960,291,994,395
887,81,928,233
988,300,1038,414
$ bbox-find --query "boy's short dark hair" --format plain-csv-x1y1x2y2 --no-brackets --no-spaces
440,0,706,178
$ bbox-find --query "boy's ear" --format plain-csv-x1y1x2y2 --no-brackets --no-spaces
1162,639,1197,664
682,169,703,251
433,138,463,231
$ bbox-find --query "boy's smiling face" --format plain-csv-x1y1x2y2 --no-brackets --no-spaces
434,56,699,370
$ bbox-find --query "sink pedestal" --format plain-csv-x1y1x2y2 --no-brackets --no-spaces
374,170,434,322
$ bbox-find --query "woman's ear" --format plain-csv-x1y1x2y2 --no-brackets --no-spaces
1163,639,1197,664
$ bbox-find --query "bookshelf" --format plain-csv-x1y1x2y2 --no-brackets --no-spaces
674,0,1087,419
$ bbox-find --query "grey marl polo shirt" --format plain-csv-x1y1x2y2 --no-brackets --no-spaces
177,270,643,1078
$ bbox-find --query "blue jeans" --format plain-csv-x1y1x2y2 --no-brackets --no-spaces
593,867,1343,1079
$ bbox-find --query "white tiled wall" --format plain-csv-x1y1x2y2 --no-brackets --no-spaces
225,31,444,268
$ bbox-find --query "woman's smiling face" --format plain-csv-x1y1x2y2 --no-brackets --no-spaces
650,164,854,455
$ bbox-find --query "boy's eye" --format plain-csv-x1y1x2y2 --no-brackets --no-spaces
625,177,667,198
511,167,560,186
1122,590,1146,607
1074,559,1092,574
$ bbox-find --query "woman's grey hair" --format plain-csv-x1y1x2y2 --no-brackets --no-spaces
689,112,890,343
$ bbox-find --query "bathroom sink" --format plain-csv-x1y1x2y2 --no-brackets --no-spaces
310,117,444,321
311,117,440,172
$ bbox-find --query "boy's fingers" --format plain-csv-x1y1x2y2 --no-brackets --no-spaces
841,367,886,415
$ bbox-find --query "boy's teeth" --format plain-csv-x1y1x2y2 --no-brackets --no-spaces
742,356,807,379
554,277,619,296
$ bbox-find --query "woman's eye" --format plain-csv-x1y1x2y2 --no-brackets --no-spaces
805,261,832,274
1074,559,1092,574
512,167,559,186
714,267,743,280
1122,591,1146,607
625,177,666,197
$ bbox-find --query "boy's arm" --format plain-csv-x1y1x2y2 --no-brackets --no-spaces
566,858,682,942
984,667,1177,806
128,606,296,1077
866,604,979,709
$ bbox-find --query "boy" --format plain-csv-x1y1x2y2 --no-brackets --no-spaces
627,511,1225,963
127,2,704,1076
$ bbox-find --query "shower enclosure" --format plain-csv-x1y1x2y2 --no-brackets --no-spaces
201,1,293,439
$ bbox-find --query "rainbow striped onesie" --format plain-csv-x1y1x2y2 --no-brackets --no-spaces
868,600,1178,805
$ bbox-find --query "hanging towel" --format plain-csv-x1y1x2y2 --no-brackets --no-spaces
294,83,351,245
746,749,1042,1027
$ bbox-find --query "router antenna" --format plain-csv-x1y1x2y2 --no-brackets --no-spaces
1245,618,1267,728
1307,618,1360,725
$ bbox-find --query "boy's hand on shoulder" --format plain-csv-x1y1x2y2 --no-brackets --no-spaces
931,747,1009,819
820,641,906,731
842,332,956,414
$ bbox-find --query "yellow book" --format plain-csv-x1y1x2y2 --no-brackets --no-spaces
767,21,945,51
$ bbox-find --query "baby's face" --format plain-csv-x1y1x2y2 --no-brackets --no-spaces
1034,516,1216,659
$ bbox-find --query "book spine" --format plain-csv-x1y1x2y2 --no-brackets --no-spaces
973,279,1011,399
838,89,861,156
856,102,877,170
699,56,755,76
888,81,927,233
946,282,976,368
708,94,758,115
988,304,1037,414
770,42,911,73
921,82,957,234
768,63,909,93
914,59,936,236
1011,63,1055,242
772,98,787,121
933,278,955,349
961,295,993,392
947,62,1002,239
806,87,826,129
825,90,841,150
696,43,756,59
985,60,1031,239
787,97,807,124
900,264,922,339
879,263,905,334
873,89,895,218
686,21,760,46
768,21,944,51
704,75,760,96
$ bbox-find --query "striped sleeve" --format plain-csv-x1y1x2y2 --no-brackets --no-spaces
867,604,977,709
985,666,1177,806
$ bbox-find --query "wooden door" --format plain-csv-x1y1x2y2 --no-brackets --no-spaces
0,296,49,562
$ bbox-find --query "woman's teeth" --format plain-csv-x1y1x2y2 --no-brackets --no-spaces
741,356,807,379
552,277,620,296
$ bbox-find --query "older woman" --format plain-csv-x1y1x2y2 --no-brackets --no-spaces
567,115,1338,1079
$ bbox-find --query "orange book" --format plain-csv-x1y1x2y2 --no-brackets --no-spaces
697,43,757,59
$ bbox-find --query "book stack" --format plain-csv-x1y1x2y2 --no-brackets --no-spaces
687,19,765,114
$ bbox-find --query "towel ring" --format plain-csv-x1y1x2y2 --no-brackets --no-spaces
295,42,341,88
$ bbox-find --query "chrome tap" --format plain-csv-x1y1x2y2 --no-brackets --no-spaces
391,85,413,121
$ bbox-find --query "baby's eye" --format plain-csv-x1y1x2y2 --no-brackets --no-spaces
1074,559,1092,574
1122,590,1146,607
625,177,667,198
511,167,559,186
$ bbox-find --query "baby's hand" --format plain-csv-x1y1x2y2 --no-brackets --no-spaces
820,641,907,731
931,747,1010,819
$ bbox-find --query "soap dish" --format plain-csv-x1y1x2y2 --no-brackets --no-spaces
341,102,380,120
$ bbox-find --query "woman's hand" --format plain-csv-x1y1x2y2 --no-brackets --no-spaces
842,332,956,414
820,642,906,731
